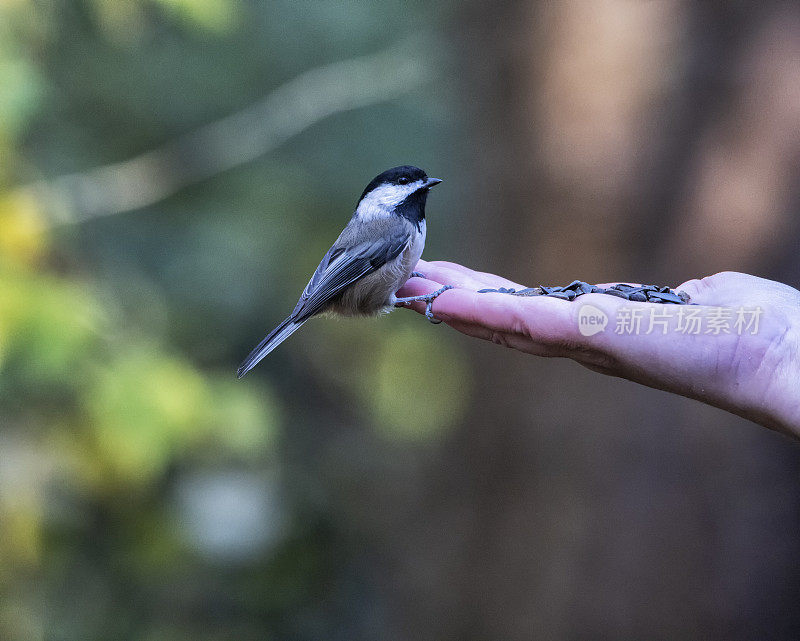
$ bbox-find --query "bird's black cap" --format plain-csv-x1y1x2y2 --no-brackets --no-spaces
359,165,429,202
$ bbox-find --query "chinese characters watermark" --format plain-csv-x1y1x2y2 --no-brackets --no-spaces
577,304,764,336
613,306,763,335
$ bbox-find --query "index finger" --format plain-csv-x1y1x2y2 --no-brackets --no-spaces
414,259,527,291
400,280,581,345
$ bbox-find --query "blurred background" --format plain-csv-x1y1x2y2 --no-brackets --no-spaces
2,0,800,639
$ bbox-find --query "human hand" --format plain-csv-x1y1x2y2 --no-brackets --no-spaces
398,261,800,437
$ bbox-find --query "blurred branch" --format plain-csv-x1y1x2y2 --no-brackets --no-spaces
21,34,434,226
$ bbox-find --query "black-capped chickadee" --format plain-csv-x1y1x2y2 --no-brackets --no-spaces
237,166,451,378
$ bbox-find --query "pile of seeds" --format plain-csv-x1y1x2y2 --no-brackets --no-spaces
477,280,692,304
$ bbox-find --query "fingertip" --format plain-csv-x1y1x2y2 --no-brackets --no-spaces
397,276,444,299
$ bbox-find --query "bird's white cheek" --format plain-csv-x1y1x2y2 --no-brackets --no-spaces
355,198,388,222
355,182,423,221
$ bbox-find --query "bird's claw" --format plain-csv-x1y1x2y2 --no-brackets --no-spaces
423,285,453,323
395,285,454,323
425,302,442,323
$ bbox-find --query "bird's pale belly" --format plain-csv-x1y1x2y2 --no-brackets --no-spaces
329,226,425,317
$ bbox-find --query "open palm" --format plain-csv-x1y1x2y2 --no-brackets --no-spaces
398,261,800,436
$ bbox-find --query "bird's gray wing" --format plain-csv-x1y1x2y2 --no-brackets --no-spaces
290,230,409,321
236,223,408,378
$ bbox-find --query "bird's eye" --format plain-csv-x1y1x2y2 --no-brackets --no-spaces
397,176,410,185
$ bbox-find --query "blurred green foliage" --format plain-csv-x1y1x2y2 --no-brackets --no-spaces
0,0,459,638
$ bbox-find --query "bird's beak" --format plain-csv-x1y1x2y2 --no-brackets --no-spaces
424,178,443,188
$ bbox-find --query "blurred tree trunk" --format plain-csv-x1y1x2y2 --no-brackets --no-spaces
380,1,800,640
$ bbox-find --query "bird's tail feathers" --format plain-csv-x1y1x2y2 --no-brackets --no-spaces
237,316,305,378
